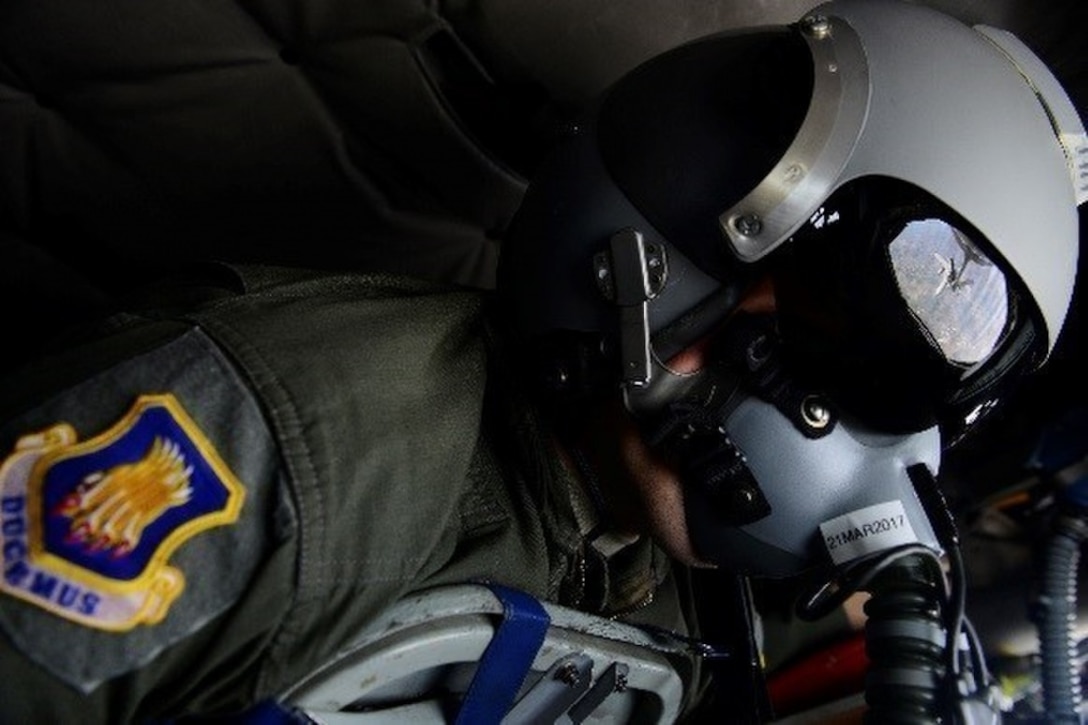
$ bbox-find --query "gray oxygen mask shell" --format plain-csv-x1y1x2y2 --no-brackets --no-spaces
630,314,944,577
682,392,942,577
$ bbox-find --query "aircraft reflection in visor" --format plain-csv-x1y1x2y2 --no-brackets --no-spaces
933,228,992,295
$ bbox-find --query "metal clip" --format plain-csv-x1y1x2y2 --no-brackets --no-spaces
592,229,668,387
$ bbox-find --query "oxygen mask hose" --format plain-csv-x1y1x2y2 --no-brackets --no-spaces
862,551,949,724
796,545,954,723
798,463,999,723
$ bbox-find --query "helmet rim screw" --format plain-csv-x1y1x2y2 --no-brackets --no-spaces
732,213,763,237
802,15,832,39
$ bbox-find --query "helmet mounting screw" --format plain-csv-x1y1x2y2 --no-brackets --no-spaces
732,214,763,237
801,396,832,429
801,14,832,40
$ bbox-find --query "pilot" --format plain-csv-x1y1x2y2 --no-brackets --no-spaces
0,1,1083,722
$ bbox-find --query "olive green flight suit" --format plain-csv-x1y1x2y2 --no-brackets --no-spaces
0,266,702,723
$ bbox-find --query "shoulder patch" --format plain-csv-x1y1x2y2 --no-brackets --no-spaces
0,329,292,693
1,394,244,631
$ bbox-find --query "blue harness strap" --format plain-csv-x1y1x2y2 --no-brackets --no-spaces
166,585,549,725
454,584,552,725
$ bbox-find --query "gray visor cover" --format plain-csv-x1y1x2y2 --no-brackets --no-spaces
718,0,1083,359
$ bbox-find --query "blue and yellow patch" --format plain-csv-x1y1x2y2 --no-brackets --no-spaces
0,394,244,631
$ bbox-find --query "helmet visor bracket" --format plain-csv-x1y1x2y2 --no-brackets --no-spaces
720,13,870,263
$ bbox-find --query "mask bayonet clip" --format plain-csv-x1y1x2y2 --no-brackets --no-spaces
593,229,668,389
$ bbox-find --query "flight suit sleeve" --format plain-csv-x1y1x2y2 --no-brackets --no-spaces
0,268,491,723
0,315,299,723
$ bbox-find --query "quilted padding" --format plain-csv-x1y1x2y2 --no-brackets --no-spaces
1,0,1083,377
0,0,528,301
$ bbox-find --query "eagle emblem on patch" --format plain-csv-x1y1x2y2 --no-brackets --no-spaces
0,394,245,631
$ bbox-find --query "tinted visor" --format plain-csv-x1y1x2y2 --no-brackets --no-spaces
772,177,1040,433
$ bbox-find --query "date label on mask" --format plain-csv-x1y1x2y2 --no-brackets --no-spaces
819,500,919,565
